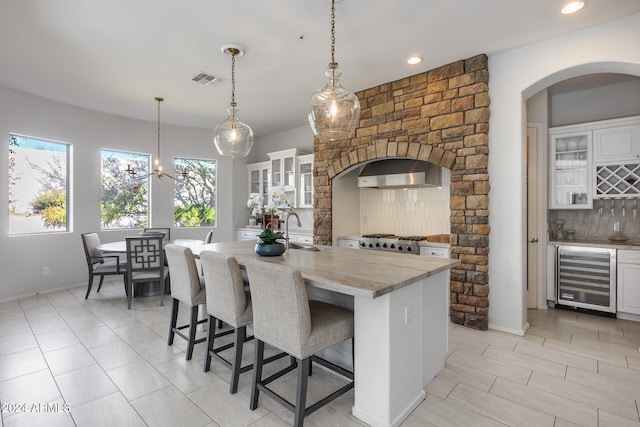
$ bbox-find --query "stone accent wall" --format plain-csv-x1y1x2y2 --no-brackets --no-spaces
313,54,490,330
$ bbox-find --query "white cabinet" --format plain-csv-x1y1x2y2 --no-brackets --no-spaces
593,124,640,163
337,238,360,249
268,149,309,208
237,229,259,241
297,154,313,208
292,233,313,244
419,245,450,258
549,130,592,209
617,250,640,315
247,161,270,202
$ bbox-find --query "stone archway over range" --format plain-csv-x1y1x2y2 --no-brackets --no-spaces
312,54,491,330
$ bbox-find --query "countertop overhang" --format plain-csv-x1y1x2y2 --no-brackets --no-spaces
191,240,459,299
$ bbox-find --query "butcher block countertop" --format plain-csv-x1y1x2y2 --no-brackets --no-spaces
191,240,459,299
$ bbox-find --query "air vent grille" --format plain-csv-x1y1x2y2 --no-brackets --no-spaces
192,72,224,86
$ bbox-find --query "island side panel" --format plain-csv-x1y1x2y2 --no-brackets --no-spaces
422,269,449,384
352,275,443,427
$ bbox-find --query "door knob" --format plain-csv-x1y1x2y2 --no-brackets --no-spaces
528,238,538,243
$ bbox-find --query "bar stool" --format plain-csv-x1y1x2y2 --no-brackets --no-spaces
200,251,286,394
245,260,354,427
164,244,210,360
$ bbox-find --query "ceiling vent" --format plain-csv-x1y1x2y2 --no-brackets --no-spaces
192,72,224,87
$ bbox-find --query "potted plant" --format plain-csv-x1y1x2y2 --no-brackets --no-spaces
254,227,287,256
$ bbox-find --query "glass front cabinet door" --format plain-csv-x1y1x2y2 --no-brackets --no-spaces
297,154,313,208
549,130,592,209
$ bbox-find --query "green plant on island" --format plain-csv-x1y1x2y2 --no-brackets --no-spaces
256,227,287,245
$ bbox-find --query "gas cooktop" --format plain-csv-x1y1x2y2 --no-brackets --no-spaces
358,234,428,254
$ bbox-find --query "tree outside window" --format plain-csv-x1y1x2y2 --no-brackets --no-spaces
101,149,150,229
8,134,70,235
174,158,216,227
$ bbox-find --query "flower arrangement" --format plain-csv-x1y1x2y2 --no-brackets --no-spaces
245,187,294,217
246,192,264,216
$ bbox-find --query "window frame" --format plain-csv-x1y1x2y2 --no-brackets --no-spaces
173,157,217,228
100,148,151,230
8,133,72,236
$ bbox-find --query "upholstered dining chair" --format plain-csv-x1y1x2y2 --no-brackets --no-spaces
143,227,170,240
125,235,169,309
81,232,128,299
164,244,211,360
245,260,354,427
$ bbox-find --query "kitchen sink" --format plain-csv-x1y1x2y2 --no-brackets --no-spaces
288,242,331,252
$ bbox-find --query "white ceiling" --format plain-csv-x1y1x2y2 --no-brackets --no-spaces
1,1,640,136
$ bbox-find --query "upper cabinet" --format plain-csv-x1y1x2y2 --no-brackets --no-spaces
550,116,640,209
593,124,640,163
549,129,592,209
248,161,270,203
297,154,313,208
248,149,311,209
592,116,640,198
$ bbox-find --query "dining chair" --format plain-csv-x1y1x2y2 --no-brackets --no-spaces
245,260,354,427
143,227,170,240
125,235,170,309
204,230,214,243
81,232,128,299
164,244,209,360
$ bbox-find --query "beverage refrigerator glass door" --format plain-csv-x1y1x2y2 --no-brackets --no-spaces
556,245,616,313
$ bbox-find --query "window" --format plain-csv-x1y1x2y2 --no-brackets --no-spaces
100,149,150,229
174,158,216,227
8,134,70,235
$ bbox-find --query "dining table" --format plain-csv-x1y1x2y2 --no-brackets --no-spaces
97,238,205,254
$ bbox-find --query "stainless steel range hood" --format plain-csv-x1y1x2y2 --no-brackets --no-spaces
357,159,442,189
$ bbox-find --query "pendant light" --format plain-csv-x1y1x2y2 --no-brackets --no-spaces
308,0,360,141
213,45,254,158
126,97,187,180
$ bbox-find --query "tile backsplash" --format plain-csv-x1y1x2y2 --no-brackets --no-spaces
359,171,450,236
550,198,640,242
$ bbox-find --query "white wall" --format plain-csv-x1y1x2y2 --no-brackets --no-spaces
551,79,640,126
488,12,640,334
0,86,248,300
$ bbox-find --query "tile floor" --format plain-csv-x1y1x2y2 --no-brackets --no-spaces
1,279,640,427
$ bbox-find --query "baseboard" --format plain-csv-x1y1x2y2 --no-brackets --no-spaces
488,322,529,337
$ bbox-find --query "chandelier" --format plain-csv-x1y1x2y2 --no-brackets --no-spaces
308,0,360,141
126,97,188,180
213,45,254,158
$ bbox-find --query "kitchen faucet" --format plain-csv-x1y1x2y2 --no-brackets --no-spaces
284,211,302,250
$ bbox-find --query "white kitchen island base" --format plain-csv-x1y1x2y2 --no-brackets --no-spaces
351,270,449,427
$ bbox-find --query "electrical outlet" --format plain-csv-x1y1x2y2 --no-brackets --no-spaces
42,267,49,276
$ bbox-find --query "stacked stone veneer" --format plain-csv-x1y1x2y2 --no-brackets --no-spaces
313,54,490,330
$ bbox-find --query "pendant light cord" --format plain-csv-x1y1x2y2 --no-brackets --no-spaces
330,0,336,64
231,51,236,105
156,97,162,166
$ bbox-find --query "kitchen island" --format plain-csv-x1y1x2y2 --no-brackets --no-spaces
191,240,459,427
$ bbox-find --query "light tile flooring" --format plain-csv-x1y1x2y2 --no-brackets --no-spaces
1,279,640,427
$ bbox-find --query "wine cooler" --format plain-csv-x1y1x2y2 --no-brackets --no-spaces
556,245,616,313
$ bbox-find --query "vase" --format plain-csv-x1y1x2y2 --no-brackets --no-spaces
254,243,286,257
263,214,280,230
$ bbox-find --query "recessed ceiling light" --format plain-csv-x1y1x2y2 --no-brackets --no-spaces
561,1,584,14
407,56,423,65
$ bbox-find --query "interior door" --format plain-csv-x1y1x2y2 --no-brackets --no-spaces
527,126,539,309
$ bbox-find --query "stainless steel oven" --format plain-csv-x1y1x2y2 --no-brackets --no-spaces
556,245,616,313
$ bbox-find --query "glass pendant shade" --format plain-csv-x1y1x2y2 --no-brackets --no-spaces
309,62,360,141
213,103,254,158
